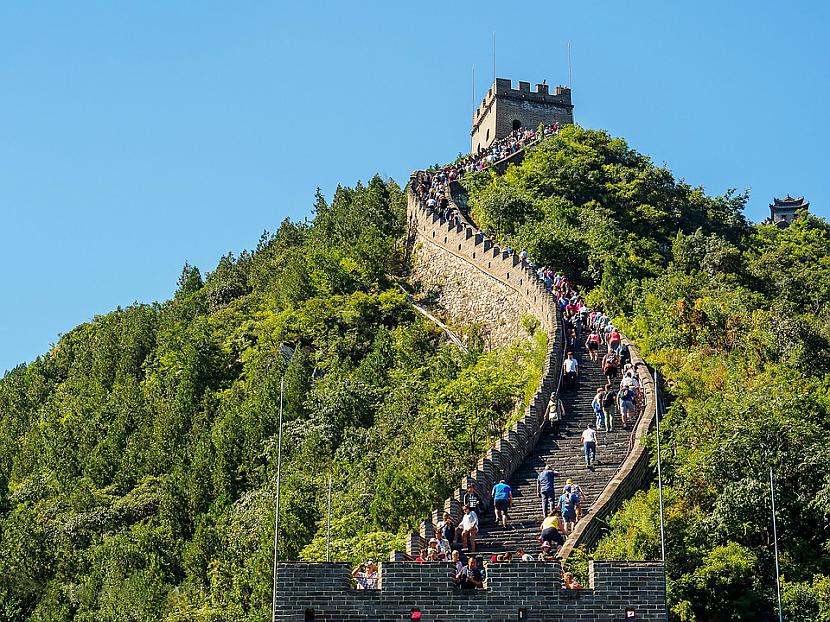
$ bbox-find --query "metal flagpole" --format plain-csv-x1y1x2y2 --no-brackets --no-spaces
654,370,669,622
326,470,333,562
271,379,284,622
770,466,784,622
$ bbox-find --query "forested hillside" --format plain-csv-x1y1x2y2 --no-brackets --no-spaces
461,126,830,621
3,126,830,622
0,178,545,621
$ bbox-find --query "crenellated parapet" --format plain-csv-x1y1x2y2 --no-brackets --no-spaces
405,150,660,560
473,78,572,129
273,560,666,621
471,77,573,152
404,175,564,556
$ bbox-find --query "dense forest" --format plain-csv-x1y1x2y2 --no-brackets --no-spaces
462,126,830,621
2,125,829,621
0,179,545,621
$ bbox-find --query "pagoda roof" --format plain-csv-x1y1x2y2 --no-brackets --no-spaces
771,195,809,209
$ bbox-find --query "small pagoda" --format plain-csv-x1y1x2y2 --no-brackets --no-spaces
766,195,809,227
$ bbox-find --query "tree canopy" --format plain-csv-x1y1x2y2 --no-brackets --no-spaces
0,176,545,621
462,126,830,622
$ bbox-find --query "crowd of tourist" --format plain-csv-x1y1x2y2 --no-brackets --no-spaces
411,122,563,227
354,121,647,592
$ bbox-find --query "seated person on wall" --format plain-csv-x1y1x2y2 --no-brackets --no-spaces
562,572,583,590
516,548,534,562
427,538,442,560
351,561,379,589
435,511,456,547
454,557,485,590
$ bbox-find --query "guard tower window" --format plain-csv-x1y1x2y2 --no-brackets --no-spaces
512,119,522,130
486,129,490,141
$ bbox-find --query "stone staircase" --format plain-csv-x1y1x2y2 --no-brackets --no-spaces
475,336,634,555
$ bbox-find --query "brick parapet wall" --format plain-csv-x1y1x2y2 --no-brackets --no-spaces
405,178,563,555
558,336,657,558
274,561,666,621
407,157,659,561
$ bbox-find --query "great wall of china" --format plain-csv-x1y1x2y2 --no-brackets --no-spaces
274,144,667,621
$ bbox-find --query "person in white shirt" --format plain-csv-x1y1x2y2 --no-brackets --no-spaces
582,424,598,468
563,352,579,390
459,506,479,552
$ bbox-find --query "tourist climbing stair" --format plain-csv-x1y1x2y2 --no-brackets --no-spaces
475,336,635,555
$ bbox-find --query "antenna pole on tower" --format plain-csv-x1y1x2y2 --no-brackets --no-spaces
472,66,475,116
492,32,496,85
568,42,572,88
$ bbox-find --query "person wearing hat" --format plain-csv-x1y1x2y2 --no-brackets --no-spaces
545,393,561,437
537,542,557,561
557,485,579,534
352,560,378,589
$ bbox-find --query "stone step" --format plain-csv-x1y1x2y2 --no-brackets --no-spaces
472,338,637,555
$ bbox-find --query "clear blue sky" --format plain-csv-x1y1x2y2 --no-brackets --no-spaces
1,1,828,372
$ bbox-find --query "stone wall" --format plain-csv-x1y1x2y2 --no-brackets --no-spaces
406,165,660,562
410,232,539,349
471,78,573,152
274,560,666,621
558,336,658,557
271,150,666,621
405,179,563,555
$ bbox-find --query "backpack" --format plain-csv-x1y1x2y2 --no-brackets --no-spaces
564,492,579,510
605,353,619,368
603,391,616,408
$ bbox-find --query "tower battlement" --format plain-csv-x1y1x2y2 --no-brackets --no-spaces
471,78,573,154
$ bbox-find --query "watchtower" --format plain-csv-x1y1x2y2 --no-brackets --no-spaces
471,78,573,153
767,195,809,227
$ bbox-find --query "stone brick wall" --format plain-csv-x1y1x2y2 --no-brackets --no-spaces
471,78,573,152
410,231,540,349
405,181,563,554
273,560,666,621
271,151,666,621
406,163,659,562
558,336,658,557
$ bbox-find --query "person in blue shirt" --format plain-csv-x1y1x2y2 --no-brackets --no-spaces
557,485,580,535
491,480,513,528
536,463,559,518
